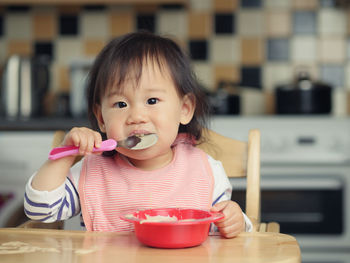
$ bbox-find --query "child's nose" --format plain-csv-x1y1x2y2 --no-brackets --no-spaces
126,106,147,124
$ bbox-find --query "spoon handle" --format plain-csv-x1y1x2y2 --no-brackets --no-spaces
48,139,117,160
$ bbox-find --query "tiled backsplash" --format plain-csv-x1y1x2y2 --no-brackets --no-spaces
0,0,350,115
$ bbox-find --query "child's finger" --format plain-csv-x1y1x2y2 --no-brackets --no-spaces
211,200,228,212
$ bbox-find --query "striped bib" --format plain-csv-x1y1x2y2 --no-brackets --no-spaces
79,136,214,232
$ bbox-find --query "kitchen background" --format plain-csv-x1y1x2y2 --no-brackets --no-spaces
1,0,350,117
1,1,350,263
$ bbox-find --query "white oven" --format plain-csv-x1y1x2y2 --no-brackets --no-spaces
0,131,54,227
211,116,350,263
231,165,350,249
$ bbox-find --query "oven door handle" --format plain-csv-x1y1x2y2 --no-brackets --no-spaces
231,177,343,190
260,177,343,190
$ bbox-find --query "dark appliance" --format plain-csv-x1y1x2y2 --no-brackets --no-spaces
275,72,332,114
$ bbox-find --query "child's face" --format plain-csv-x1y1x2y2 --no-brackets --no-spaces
95,59,194,169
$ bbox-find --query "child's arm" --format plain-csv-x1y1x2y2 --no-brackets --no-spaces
208,155,252,238
31,127,102,191
24,172,81,222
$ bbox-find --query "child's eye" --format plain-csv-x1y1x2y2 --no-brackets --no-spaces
114,101,127,108
147,98,159,105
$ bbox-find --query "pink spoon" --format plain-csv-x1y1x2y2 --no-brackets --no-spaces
48,134,158,160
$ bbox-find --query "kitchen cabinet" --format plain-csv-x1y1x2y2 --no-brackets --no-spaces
0,0,187,4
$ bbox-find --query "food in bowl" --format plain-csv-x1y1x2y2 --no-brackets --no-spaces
121,208,224,248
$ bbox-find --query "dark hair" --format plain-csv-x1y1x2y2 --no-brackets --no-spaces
86,31,209,141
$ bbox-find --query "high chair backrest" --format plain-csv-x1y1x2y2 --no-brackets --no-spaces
196,129,261,231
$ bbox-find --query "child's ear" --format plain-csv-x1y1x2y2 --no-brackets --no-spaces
180,93,195,125
93,105,106,133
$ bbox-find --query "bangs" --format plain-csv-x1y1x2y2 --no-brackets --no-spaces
95,36,177,97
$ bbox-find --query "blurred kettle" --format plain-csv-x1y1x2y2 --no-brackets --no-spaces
0,55,50,119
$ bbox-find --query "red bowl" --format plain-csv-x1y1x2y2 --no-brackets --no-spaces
120,208,224,248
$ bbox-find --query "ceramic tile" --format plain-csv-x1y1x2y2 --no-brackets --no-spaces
347,38,350,60
214,0,238,11
157,10,187,38
55,38,83,64
134,4,158,13
263,63,293,90
264,0,292,9
7,40,32,56
83,39,106,57
192,62,214,90
58,5,81,14
319,0,337,7
264,90,275,114
82,5,107,11
241,0,262,8
109,10,134,37
240,66,261,88
319,37,346,63
0,39,6,63
189,0,211,11
344,63,350,88
59,15,79,36
265,10,291,37
31,6,57,13
210,36,240,63
348,92,350,115
267,38,290,61
6,6,31,12
238,10,264,36
0,15,3,37
6,13,32,40
33,13,57,40
293,0,318,10
81,12,108,39
320,64,345,88
58,64,70,93
160,4,185,10
215,13,235,34
332,88,347,116
189,0,212,11
291,36,316,62
189,40,208,60
319,9,346,36
214,65,239,88
136,14,155,33
34,42,53,60
188,12,211,39
293,11,316,35
241,37,264,65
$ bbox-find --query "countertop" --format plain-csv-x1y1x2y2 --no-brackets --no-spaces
0,117,90,131
0,228,301,263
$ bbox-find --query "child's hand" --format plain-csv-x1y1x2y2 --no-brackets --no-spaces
211,200,245,238
63,127,102,156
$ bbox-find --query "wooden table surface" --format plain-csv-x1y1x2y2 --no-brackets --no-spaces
0,228,301,263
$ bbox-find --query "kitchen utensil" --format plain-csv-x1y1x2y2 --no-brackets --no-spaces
275,71,332,114
48,134,158,160
69,59,93,118
208,81,240,115
120,208,224,248
0,55,50,119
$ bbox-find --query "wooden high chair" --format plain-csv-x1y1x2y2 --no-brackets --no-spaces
19,129,279,233
197,129,280,233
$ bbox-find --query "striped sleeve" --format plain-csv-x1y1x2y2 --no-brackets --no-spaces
24,172,81,223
